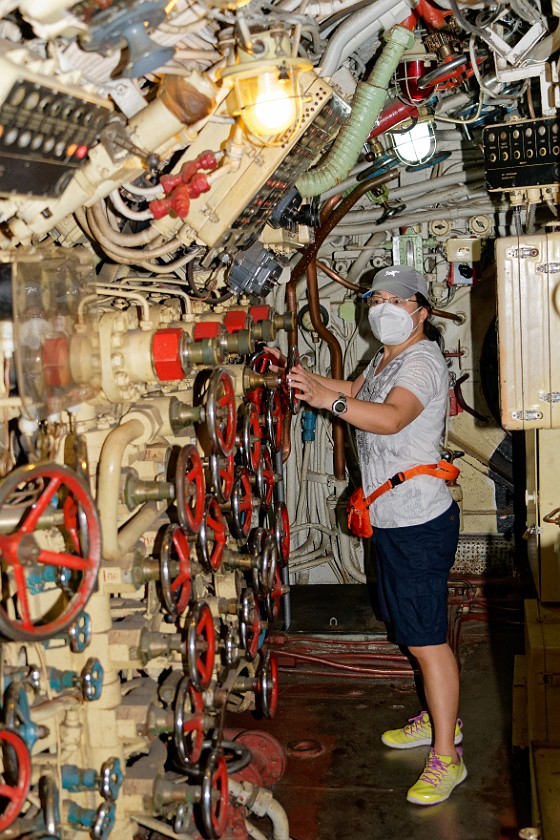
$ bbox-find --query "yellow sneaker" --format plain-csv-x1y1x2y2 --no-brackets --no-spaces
381,711,463,749
406,749,467,805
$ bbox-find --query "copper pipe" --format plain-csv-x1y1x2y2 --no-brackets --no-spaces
315,260,364,292
432,307,466,325
320,192,343,225
287,169,399,347
307,261,346,480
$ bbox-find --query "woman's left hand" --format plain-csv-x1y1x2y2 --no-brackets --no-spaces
287,365,337,411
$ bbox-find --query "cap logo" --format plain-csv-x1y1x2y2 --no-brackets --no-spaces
385,270,399,276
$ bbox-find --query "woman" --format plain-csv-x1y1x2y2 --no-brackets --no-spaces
286,265,465,806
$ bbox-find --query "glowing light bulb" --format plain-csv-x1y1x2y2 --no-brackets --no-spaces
241,72,297,137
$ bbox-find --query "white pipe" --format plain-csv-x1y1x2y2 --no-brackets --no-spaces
91,202,160,246
114,281,193,316
110,189,154,222
96,419,145,561
95,286,152,323
319,0,412,78
228,779,290,840
337,186,488,225
245,821,269,840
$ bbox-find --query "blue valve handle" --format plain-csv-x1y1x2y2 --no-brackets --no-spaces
67,612,92,653
48,658,103,702
3,681,40,749
62,757,123,801
81,658,104,702
67,801,116,839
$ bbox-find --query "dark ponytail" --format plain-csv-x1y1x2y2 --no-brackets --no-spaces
416,293,444,348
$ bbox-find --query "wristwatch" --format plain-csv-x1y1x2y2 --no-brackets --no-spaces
331,393,348,416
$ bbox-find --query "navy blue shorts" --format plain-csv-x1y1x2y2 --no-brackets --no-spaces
372,501,460,647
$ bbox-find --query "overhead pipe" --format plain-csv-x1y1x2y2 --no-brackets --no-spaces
296,24,415,196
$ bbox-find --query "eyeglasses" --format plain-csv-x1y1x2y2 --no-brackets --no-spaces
367,295,418,308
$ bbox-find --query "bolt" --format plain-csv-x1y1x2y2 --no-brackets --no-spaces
111,353,124,369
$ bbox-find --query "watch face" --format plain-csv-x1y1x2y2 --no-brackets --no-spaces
333,397,346,415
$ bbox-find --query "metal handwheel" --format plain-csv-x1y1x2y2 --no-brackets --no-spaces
186,601,216,691
174,676,206,767
159,524,192,618
205,368,236,457
200,748,228,839
175,444,205,534
198,499,227,572
0,726,31,833
239,401,262,473
0,463,101,641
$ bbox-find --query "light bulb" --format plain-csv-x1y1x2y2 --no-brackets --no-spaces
241,71,297,137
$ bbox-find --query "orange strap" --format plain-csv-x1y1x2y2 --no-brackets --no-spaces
363,459,460,508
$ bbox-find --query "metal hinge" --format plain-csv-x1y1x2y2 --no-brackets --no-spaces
536,263,560,273
511,409,544,421
540,673,560,686
505,246,539,258
539,392,560,402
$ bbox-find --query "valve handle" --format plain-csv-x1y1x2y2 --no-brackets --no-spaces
264,389,283,455
175,445,205,534
81,657,104,702
208,451,235,504
99,757,123,801
265,563,285,622
199,499,227,572
230,468,254,541
2,681,40,783
200,749,228,840
239,588,260,662
239,401,262,473
159,524,192,617
417,49,488,91
286,345,301,416
272,501,290,568
0,727,31,833
0,463,101,641
173,676,205,767
254,533,278,598
256,651,279,719
186,601,216,692
39,774,61,836
66,611,92,653
255,445,275,509
92,801,116,840
205,368,236,457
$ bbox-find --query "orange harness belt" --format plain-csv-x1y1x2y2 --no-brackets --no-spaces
346,459,460,539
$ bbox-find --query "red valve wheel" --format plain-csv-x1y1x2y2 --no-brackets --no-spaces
250,351,279,375
159,524,192,617
201,749,228,839
0,727,31,833
174,676,205,767
186,601,216,691
0,463,101,642
199,499,228,572
264,389,283,454
206,368,236,457
239,401,262,474
256,445,275,509
266,562,284,622
175,445,205,534
239,587,260,662
256,651,279,720
208,451,234,504
273,501,290,568
417,49,487,91
230,468,254,541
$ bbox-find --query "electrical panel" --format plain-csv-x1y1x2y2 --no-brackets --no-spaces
483,117,560,193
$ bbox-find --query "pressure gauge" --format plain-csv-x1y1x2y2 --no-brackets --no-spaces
298,304,329,332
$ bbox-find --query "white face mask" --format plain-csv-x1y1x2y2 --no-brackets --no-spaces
368,303,421,345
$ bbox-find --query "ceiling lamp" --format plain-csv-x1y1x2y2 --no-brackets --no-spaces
391,119,437,167
221,28,311,140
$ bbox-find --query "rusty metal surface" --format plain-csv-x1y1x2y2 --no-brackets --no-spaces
231,595,529,840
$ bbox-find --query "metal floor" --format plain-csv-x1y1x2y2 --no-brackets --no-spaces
235,584,530,840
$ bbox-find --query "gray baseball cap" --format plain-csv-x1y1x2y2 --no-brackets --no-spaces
362,265,429,300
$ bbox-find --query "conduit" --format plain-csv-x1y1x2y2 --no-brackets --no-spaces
229,779,290,840
318,0,413,78
296,24,415,197
336,184,487,225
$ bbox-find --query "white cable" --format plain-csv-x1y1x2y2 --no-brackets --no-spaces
110,189,153,222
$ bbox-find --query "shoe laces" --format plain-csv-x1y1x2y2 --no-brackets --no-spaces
419,751,452,787
404,711,429,736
